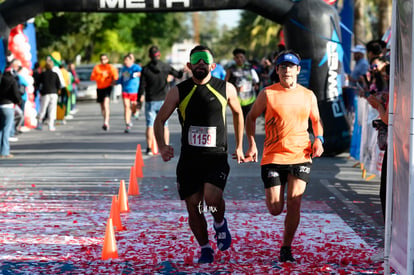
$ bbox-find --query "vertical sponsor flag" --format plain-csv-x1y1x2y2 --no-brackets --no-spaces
388,0,414,274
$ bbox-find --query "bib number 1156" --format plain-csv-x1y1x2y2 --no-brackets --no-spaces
188,126,216,147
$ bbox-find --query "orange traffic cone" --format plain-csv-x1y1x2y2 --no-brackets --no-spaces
128,166,140,196
101,218,118,260
110,195,125,231
118,180,130,213
135,162,143,179
152,139,159,155
134,144,144,168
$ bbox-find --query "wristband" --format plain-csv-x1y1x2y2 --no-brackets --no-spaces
316,135,324,144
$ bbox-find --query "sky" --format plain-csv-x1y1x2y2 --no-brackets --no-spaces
217,9,241,28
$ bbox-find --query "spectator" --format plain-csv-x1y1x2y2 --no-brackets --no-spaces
68,62,80,115
345,45,370,115
36,59,61,131
366,62,390,263
0,63,22,158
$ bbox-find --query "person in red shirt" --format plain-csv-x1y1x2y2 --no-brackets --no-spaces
245,50,324,263
90,54,119,131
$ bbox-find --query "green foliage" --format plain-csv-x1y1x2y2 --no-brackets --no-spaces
35,13,105,63
33,9,284,67
34,12,189,65
231,11,282,61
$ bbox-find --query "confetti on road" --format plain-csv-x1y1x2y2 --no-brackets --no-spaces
0,188,386,274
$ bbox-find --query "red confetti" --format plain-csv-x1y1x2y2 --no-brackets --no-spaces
0,198,387,274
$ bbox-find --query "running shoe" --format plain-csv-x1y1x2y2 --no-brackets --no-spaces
49,126,56,132
9,137,18,142
146,148,153,156
214,218,231,251
280,246,295,262
124,125,131,133
198,247,214,264
102,124,109,131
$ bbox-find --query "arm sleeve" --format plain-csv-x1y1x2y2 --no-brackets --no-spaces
169,65,183,79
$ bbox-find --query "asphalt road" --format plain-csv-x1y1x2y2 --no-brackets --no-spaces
0,99,385,274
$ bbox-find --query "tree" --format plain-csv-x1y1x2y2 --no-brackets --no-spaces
352,0,392,45
226,11,282,61
34,12,190,64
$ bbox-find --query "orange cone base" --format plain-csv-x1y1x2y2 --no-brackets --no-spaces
101,218,118,260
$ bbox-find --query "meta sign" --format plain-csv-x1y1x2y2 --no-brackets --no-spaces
99,0,190,9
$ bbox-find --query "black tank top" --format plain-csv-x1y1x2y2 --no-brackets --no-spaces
177,77,228,154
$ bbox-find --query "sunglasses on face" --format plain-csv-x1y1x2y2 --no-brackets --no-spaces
190,51,214,65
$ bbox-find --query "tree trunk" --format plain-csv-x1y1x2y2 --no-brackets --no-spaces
378,0,392,37
354,0,370,45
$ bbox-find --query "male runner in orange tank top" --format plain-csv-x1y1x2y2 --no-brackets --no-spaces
245,50,324,263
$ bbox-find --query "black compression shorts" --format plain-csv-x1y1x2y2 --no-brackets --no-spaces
176,152,230,200
261,162,312,189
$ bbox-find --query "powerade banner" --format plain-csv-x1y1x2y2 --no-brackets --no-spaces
297,59,311,88
0,0,350,155
284,0,350,155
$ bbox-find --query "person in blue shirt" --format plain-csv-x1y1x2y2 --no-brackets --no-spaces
211,62,226,80
117,53,142,133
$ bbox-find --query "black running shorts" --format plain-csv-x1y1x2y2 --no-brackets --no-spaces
176,152,230,200
96,86,112,103
261,162,312,188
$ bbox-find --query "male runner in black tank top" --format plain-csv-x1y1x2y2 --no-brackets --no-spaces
154,45,245,264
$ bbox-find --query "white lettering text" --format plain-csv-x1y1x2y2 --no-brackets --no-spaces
100,0,190,9
325,41,343,117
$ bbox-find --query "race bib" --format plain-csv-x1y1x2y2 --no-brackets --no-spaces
188,126,216,147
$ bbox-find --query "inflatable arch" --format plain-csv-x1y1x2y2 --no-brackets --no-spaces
0,0,350,155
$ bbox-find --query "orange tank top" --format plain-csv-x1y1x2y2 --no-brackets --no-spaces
261,83,315,165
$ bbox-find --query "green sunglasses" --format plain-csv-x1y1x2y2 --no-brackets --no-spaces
190,51,214,65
